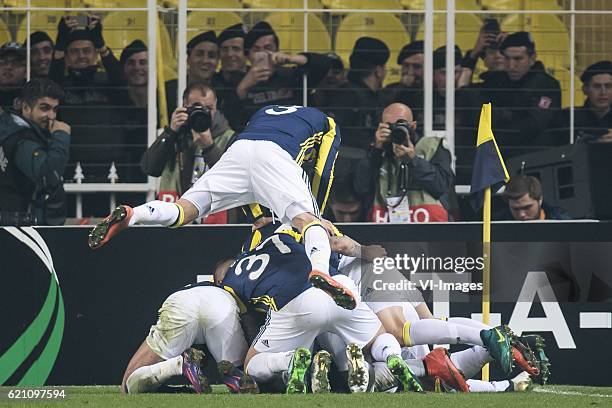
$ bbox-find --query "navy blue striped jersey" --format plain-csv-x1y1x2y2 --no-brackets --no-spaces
236,105,341,216
221,231,313,313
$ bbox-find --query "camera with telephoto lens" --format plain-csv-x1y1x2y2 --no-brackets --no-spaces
185,103,212,133
388,119,413,145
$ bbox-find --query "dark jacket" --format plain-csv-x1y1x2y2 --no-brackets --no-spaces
495,201,572,221
321,74,383,150
545,100,612,145
140,111,234,195
354,135,454,217
0,111,70,225
224,53,331,130
474,61,562,158
50,52,129,182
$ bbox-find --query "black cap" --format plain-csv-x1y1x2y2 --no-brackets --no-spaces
120,39,147,65
433,45,462,70
187,31,217,56
397,40,423,65
0,42,26,59
245,21,279,54
26,31,53,48
581,60,612,84
500,31,535,54
325,52,344,71
218,23,247,47
66,29,94,47
349,37,390,70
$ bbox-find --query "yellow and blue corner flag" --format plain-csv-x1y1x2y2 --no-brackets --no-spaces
470,103,510,210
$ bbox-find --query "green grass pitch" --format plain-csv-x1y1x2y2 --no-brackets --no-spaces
1,385,611,408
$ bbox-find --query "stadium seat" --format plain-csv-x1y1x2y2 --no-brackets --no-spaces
415,12,482,55
402,0,479,10
81,0,147,6
245,0,323,9
16,12,65,43
502,13,570,69
324,0,402,9
3,0,68,7
0,18,11,45
481,0,562,10
549,67,584,108
334,12,409,85
102,11,175,69
264,12,331,54
186,11,242,41
162,0,242,8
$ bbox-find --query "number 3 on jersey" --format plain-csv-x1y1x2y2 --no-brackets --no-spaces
233,235,292,280
265,105,301,115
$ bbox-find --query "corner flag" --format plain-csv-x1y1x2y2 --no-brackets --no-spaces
469,103,509,210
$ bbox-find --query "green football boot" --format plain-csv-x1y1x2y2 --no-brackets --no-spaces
286,348,312,394
386,354,424,393
480,326,513,376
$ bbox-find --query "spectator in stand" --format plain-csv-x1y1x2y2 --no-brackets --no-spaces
382,40,423,106
461,19,507,84
118,40,148,108
354,103,453,223
0,42,26,111
26,31,54,78
546,61,612,145
49,15,128,216
213,23,248,109
473,32,561,158
113,40,149,183
323,37,389,150
166,31,219,118
325,179,367,223
496,175,571,221
224,21,331,130
310,52,347,108
141,82,234,223
0,78,70,226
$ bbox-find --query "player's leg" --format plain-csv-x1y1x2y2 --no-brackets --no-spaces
247,143,356,309
329,276,422,393
244,288,330,391
467,371,532,392
123,289,211,394
89,141,254,249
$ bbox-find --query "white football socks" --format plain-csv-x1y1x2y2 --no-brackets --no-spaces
449,346,492,379
303,223,331,274
246,351,293,383
371,333,402,361
130,200,180,226
125,355,183,393
407,320,484,346
448,317,491,330
466,379,510,392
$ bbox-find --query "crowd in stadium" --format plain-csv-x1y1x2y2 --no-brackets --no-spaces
0,10,610,225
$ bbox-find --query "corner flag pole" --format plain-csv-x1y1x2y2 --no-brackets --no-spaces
482,186,491,381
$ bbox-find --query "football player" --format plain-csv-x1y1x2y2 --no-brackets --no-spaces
121,279,254,394
89,105,355,310
214,224,424,394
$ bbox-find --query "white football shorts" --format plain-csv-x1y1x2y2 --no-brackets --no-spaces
252,275,381,353
146,285,247,365
182,139,319,223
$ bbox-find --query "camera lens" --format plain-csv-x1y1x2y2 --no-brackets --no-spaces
187,105,212,133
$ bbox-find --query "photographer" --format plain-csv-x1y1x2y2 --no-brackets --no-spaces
0,78,70,226
354,103,454,223
141,82,234,205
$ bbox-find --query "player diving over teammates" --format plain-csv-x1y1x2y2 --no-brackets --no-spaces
88,105,357,310
122,220,548,394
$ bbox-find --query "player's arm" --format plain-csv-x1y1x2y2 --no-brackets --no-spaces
310,117,341,213
330,235,387,262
